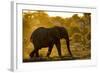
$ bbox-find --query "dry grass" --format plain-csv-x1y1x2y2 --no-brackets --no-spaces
23,39,91,62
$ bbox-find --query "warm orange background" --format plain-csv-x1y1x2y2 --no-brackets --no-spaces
23,10,91,60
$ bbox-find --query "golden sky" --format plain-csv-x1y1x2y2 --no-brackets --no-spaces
23,10,83,18
47,12,83,18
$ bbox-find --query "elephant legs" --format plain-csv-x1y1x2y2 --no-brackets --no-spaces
35,50,39,57
30,48,39,58
47,44,53,57
55,40,61,57
30,50,35,58
46,40,62,57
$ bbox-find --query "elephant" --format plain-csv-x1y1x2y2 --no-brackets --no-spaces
29,26,73,58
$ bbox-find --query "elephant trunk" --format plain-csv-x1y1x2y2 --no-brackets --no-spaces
65,35,73,57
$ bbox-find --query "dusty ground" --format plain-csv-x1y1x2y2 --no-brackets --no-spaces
23,39,91,62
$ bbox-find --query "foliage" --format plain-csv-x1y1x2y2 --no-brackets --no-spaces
23,11,91,61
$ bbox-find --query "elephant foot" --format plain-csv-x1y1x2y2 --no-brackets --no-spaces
30,53,34,58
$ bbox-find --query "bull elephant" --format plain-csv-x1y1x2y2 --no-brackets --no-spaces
30,26,73,58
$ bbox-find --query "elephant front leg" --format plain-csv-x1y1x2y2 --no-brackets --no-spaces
47,44,53,57
55,40,62,57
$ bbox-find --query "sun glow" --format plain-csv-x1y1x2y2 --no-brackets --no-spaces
23,10,83,18
47,12,83,18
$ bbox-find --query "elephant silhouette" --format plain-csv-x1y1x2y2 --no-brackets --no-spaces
30,26,73,58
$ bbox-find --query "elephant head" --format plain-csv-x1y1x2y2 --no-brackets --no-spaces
52,26,69,39
52,26,72,56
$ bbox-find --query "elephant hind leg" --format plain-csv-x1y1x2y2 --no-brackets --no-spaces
30,48,39,58
30,50,35,58
35,50,39,57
